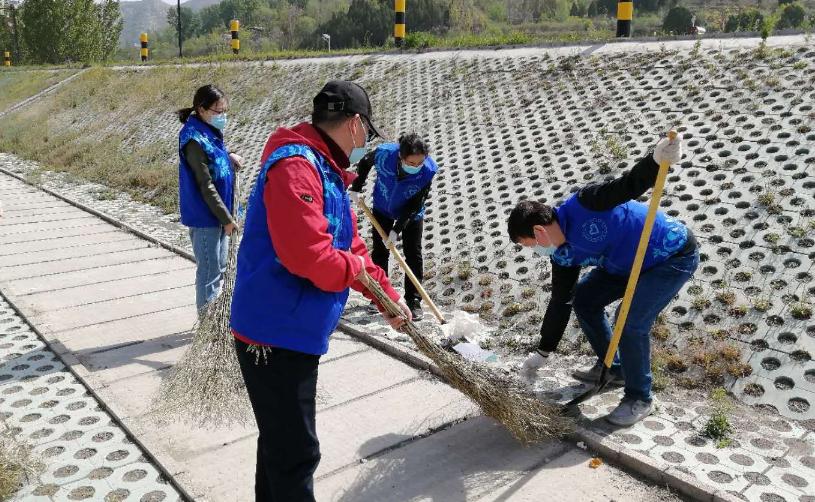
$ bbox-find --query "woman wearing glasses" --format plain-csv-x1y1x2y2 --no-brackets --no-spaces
177,84,244,314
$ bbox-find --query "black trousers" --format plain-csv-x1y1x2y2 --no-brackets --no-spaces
369,208,424,305
234,338,321,502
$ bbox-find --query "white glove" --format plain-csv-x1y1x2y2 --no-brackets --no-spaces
522,350,549,372
653,134,683,166
348,190,361,204
386,230,398,246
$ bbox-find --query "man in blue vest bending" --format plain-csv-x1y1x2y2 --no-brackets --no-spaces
348,133,438,320
507,135,698,426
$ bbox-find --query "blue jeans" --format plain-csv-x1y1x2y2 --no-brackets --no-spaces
189,226,229,313
571,249,699,402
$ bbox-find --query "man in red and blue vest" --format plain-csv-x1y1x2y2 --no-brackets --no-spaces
508,135,697,427
348,133,438,320
230,80,411,502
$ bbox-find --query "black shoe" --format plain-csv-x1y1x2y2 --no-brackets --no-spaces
365,302,379,315
408,302,424,321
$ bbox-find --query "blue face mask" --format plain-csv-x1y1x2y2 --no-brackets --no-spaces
401,163,422,175
349,147,368,164
348,117,369,164
534,245,557,257
210,113,228,131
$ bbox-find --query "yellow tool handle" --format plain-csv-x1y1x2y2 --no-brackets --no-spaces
355,197,447,324
603,130,677,368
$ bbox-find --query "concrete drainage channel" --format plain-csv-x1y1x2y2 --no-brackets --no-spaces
1,35,814,500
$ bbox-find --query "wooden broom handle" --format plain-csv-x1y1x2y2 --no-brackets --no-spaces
355,197,447,324
603,130,678,368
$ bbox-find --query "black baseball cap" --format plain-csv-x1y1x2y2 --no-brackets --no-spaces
313,80,383,139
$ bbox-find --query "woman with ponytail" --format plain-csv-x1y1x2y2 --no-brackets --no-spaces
177,84,244,314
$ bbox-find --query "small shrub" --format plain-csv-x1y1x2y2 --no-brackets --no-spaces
715,290,736,306
752,298,772,312
478,275,493,286
457,260,472,280
789,301,813,320
703,388,734,448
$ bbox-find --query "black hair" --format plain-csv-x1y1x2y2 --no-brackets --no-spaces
311,109,353,129
398,133,430,158
506,200,556,242
177,84,226,123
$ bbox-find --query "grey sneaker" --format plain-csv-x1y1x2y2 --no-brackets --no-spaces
606,398,654,426
572,360,624,385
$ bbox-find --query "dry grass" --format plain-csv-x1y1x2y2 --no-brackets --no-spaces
0,435,43,501
0,69,78,112
358,272,572,444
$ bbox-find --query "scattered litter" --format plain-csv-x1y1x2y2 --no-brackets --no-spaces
441,310,493,348
589,457,603,469
577,441,587,450
453,342,498,363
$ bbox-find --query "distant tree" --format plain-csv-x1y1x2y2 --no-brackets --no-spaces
724,8,764,32
167,6,201,42
777,2,805,29
662,5,694,34
20,0,122,64
570,1,581,16
587,1,598,17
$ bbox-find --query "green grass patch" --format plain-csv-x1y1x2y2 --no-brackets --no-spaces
0,69,79,112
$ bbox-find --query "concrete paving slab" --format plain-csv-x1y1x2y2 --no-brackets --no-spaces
0,237,149,267
0,222,115,244
316,377,478,476
17,267,195,311
0,246,171,282
317,347,423,410
0,214,99,235
322,334,372,364
165,433,255,502
30,286,194,332
0,207,90,225
43,304,196,356
5,255,185,295
315,416,571,502
75,331,191,380
0,230,129,256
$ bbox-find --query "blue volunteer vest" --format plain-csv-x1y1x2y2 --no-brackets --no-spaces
371,143,437,221
551,193,688,275
178,115,234,227
230,144,354,355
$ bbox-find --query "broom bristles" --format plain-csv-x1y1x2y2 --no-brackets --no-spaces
358,273,573,444
152,178,253,428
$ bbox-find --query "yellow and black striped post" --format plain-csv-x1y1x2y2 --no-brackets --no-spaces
616,0,633,37
230,20,240,54
394,0,405,48
3,51,10,67
140,33,149,62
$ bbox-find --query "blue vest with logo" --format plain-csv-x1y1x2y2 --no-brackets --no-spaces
178,115,234,227
230,144,354,355
371,143,437,221
551,193,688,276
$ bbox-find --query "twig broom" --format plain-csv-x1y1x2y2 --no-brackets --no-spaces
152,177,253,428
357,270,573,444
